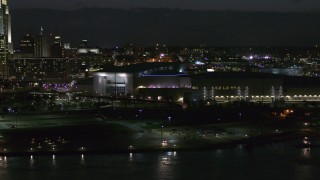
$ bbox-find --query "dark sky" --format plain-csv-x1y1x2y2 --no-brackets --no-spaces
10,0,320,12
10,1,320,47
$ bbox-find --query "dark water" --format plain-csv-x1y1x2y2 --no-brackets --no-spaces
0,142,319,180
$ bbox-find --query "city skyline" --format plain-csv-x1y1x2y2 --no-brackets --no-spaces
4,0,320,48
1,2,320,179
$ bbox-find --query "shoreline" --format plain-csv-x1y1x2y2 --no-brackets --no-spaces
0,130,310,157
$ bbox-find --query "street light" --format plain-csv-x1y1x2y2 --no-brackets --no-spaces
168,116,172,125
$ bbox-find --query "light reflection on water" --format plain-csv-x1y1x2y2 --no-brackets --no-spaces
30,155,34,168
52,155,56,166
129,153,133,161
302,148,311,158
0,142,318,179
157,150,178,179
0,156,7,169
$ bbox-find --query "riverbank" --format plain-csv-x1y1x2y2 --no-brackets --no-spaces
0,129,316,157
0,109,319,157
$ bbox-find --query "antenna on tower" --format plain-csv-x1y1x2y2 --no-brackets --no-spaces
40,26,43,35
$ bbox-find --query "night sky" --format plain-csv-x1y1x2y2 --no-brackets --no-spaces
10,0,320,47
11,0,320,12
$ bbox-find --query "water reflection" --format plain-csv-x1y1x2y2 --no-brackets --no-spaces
52,155,56,166
29,155,35,168
80,154,85,165
157,152,178,179
302,148,311,158
0,143,318,179
0,156,7,168
129,153,133,161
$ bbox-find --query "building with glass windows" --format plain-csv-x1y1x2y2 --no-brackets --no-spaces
0,0,12,79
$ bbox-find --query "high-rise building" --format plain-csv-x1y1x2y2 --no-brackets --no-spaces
19,34,35,57
79,40,88,48
0,0,13,79
50,35,63,57
35,27,49,57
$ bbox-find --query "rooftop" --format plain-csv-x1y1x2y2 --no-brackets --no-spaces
98,62,188,73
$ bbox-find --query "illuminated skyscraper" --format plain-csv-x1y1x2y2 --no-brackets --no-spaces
19,34,35,57
0,0,12,79
50,35,63,57
35,27,49,57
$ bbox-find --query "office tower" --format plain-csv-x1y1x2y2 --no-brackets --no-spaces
0,0,12,79
63,43,77,58
64,43,70,49
79,40,88,48
54,36,61,46
35,27,49,57
19,34,35,57
50,35,63,57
